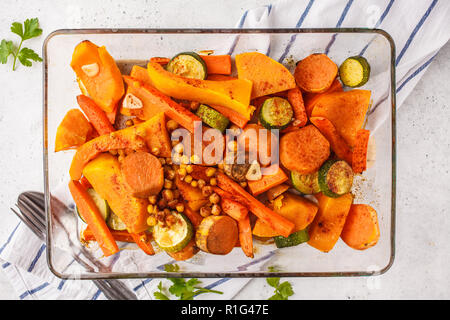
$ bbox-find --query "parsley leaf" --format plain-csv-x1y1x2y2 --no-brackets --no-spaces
0,40,14,64
154,264,223,300
266,277,294,300
2,18,43,70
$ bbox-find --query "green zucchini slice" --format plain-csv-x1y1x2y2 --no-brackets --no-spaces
339,56,370,87
274,229,309,248
259,97,293,130
166,52,207,80
290,171,320,195
106,211,127,231
318,160,354,198
196,104,230,132
76,188,110,222
153,213,193,252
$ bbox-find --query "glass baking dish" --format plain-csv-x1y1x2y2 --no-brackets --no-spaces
43,28,396,279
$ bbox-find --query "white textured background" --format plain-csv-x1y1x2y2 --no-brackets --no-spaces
0,0,449,299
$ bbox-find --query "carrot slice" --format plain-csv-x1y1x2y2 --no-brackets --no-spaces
310,116,353,165
282,86,307,132
200,55,232,75
238,216,254,258
208,104,249,128
294,53,338,93
352,129,370,173
247,166,288,196
216,172,295,238
82,227,134,243
130,232,155,255
220,196,249,221
68,180,119,256
76,95,115,135
341,204,380,250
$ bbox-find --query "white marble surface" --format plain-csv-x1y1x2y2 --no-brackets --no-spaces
0,0,449,300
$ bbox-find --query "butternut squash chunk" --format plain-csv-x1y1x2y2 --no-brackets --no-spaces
55,109,93,152
147,61,254,119
341,204,380,250
311,90,371,148
235,52,296,99
82,153,150,234
307,192,353,252
70,40,124,113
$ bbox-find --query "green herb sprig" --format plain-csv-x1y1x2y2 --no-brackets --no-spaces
154,264,223,300
0,18,43,70
266,277,294,300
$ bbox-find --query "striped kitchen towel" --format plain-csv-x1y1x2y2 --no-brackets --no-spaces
1,0,449,300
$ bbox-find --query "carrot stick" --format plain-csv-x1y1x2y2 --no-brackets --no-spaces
150,57,170,65
216,172,295,237
247,166,288,196
184,206,203,228
209,104,249,128
83,227,134,243
220,196,249,221
130,232,155,255
76,95,115,135
310,116,353,165
200,55,232,75
283,87,307,132
238,216,254,258
68,180,119,256
79,176,92,189
352,129,370,173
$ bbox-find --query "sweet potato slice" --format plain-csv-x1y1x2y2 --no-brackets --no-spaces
195,215,238,255
341,204,380,250
235,52,296,99
280,125,330,174
311,90,371,147
121,151,164,198
294,53,338,93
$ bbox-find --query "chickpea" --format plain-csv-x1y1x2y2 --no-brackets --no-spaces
197,179,206,189
147,204,154,214
200,206,212,217
176,203,185,213
159,158,166,165
191,154,200,164
151,147,160,156
148,195,158,205
125,119,134,127
190,180,198,188
166,168,176,180
211,204,221,216
206,167,216,177
239,181,248,188
166,214,177,227
167,199,179,209
190,101,200,111
181,155,190,165
184,175,193,184
162,189,174,202
164,179,173,190
166,120,179,131
201,185,213,197
209,193,220,204
158,198,167,209
177,167,187,177
209,178,217,186
147,216,157,227
186,165,194,174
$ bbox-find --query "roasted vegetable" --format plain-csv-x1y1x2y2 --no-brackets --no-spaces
294,53,338,93
274,229,309,248
168,239,199,261
339,56,370,87
106,211,127,231
76,188,110,223
68,180,119,256
147,61,254,119
341,204,380,250
280,125,330,174
70,40,124,113
290,171,320,195
318,160,354,198
247,166,288,196
259,97,293,130
195,215,238,255
235,52,296,99
266,183,290,201
153,213,193,252
55,109,93,152
238,216,254,258
200,54,232,75
308,192,353,252
82,153,150,234
283,87,308,131
196,103,230,132
310,90,371,147
352,129,371,173
76,95,115,135
166,52,208,80
304,78,343,117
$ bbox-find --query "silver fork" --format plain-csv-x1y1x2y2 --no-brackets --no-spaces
11,191,138,300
